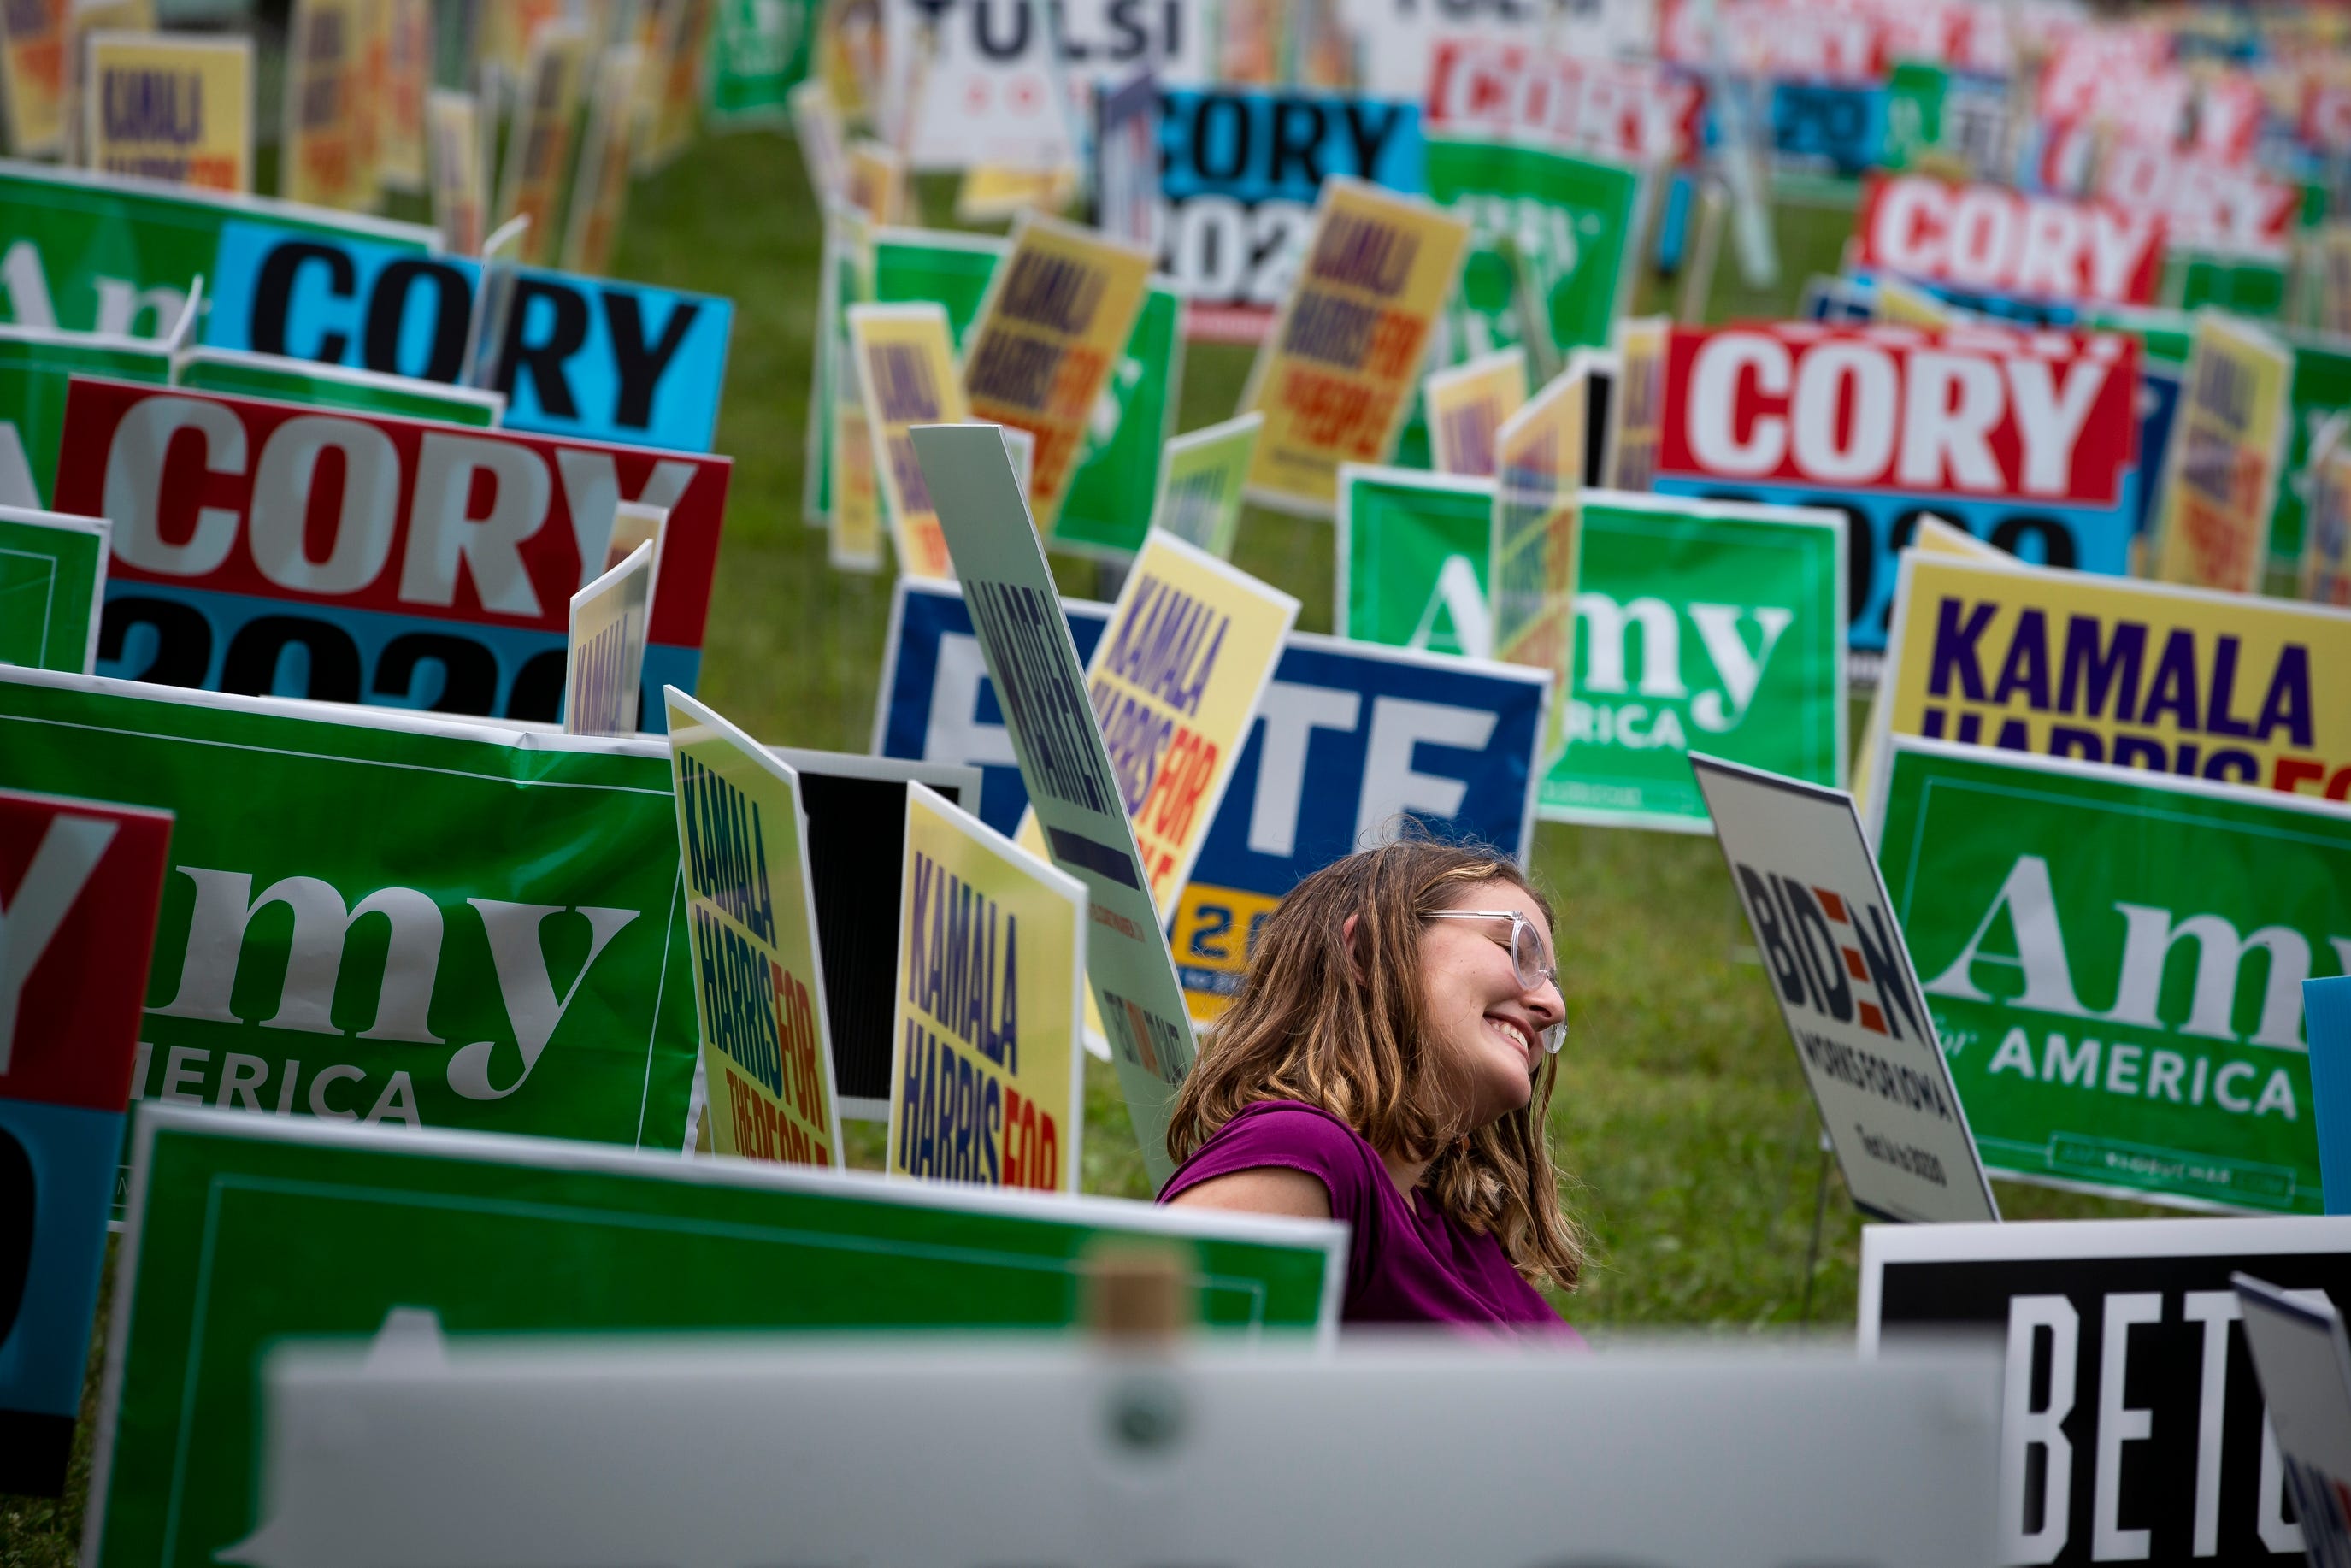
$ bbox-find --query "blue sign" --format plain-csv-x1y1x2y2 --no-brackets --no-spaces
203,221,733,452
1768,81,1886,177
875,579,1545,1005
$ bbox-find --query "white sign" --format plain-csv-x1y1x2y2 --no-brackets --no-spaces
1690,753,1998,1223
563,542,651,737
2237,1274,2351,1564
231,1335,2002,1568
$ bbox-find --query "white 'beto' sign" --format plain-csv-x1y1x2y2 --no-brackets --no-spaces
1690,753,1997,1223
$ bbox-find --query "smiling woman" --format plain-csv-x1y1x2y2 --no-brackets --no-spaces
1159,837,1584,1338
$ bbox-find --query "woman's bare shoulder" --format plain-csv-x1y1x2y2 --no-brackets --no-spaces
1164,1165,1334,1221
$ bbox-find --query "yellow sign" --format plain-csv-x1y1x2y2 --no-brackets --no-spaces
889,783,1087,1191
560,44,645,276
1151,412,1263,560
666,687,845,1169
2152,313,2293,594
478,0,567,78
1491,360,1591,770
1241,177,1471,515
962,212,1153,534
2306,441,2351,607
375,0,429,192
1,0,68,157
284,0,373,209
427,88,485,253
848,302,968,581
643,0,712,172
83,31,250,192
564,541,651,737
494,20,589,266
1850,515,2008,811
1024,530,1299,911
830,398,883,571
956,163,1078,222
1872,276,1954,327
1877,551,2351,805
59,0,148,165
845,137,907,222
1606,315,1667,491
1426,346,1526,477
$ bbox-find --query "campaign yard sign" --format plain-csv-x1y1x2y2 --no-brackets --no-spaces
174,348,505,428
0,162,735,453
1862,1215,2351,1565
1853,171,2167,307
1421,39,1700,165
2152,314,2292,595
0,667,704,1202
1691,756,1995,1223
912,423,1198,1185
61,379,728,729
0,325,172,507
1873,738,2351,1215
2236,1276,2351,1561
1648,321,2144,651
83,32,254,193
1872,551,2351,801
870,578,1546,1021
563,544,651,738
1544,492,1847,833
1425,347,1524,476
86,1105,1346,1568
1491,365,1591,771
665,691,841,1168
891,783,1086,1191
0,786,171,1496
1151,412,1260,558
1337,465,1494,659
1154,86,1425,343
0,507,108,673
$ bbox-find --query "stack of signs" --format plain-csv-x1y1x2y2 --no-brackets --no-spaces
910,424,1207,1183
0,506,107,673
1864,1215,2351,1564
1241,180,1471,516
85,1105,1342,1568
889,783,1086,1191
1154,87,1425,343
665,689,843,1168
1544,493,1847,831
1643,321,2145,653
1852,171,2170,312
1337,465,1494,658
1422,135,1647,370
1690,756,1996,1222
961,215,1154,539
0,787,171,1496
82,32,253,192
0,163,736,455
0,667,704,1188
869,578,1547,1020
2152,313,2292,594
1871,736,2351,1215
62,380,729,728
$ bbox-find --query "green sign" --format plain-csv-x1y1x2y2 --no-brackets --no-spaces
1423,134,1645,366
1541,493,1846,832
867,229,1182,558
1880,62,1946,171
0,669,700,1204
1875,737,2351,1215
89,1105,1340,1568
0,163,433,336
0,327,171,504
0,507,106,670
706,0,813,126
2266,332,2351,584
1335,465,1493,657
805,215,872,525
175,348,504,427
2172,251,2289,321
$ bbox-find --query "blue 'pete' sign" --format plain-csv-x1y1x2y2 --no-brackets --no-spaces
874,579,1546,1009
203,221,734,452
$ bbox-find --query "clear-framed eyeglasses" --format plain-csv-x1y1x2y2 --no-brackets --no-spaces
1422,909,1569,1054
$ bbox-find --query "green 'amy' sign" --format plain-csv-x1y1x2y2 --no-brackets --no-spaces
1542,492,1847,832
174,348,504,427
88,1106,1342,1568
0,327,171,504
1873,737,2351,1215
1423,134,1646,368
866,226,1181,559
0,507,107,670
0,669,699,1201
1336,464,1494,658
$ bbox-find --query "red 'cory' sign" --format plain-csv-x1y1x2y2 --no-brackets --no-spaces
1423,38,1700,162
1854,171,2165,306
1656,322,2141,507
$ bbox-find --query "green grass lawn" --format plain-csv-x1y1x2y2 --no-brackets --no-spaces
1,125,2171,1560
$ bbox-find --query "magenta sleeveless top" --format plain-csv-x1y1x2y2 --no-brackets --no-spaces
1159,1100,1583,1341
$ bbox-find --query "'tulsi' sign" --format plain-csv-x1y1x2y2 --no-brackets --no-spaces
1855,171,2165,307
60,379,728,728
1652,322,2142,649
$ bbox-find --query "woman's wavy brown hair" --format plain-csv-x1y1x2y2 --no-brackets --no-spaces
1165,835,1584,1293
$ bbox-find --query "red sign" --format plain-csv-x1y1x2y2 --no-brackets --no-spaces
53,378,732,650
1656,322,2141,506
0,787,174,1111
1855,172,2165,306
2096,144,2299,258
1425,38,1701,163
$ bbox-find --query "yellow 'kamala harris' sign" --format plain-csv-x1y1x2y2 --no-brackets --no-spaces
284,0,372,209
849,302,968,581
1241,178,1472,516
1877,551,2351,805
84,31,250,192
2152,313,2293,595
1490,361,1591,771
665,687,844,1169
1,0,68,157
890,783,1086,1191
1427,346,1526,477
